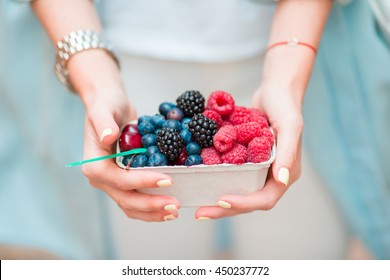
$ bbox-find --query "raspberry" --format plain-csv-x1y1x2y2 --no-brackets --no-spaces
248,108,270,129
213,125,237,153
228,106,252,125
207,91,235,116
221,121,233,127
249,108,268,119
201,147,222,165
234,122,262,145
260,128,275,146
221,144,247,164
247,137,272,163
203,109,223,127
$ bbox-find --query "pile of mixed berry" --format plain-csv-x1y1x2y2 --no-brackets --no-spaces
119,90,274,168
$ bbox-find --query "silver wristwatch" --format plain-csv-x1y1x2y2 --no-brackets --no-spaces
54,29,120,92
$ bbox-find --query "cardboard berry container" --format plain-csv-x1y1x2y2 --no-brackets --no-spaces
116,140,276,207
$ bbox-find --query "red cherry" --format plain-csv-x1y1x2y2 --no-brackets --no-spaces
172,148,188,165
122,123,139,135
119,131,142,151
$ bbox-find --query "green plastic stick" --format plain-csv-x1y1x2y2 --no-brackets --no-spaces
65,148,147,167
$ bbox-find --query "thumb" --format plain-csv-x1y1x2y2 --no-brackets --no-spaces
88,105,121,146
272,116,303,187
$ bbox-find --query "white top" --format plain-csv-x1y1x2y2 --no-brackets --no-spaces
100,0,275,63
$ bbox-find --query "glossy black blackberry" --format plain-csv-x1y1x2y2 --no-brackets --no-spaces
156,128,185,161
176,90,205,117
188,113,217,148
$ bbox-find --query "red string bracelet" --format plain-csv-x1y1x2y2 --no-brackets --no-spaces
267,37,317,54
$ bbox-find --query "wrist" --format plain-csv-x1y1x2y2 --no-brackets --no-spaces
261,46,316,102
67,49,124,106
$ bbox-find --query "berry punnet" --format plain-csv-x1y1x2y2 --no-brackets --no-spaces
176,90,205,117
188,113,218,148
156,127,185,161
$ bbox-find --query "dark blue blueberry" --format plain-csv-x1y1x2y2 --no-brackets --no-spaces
186,142,202,155
151,114,166,129
159,102,176,117
148,153,168,167
181,118,192,130
122,155,133,166
130,155,148,168
167,108,184,122
141,133,157,148
138,115,153,124
180,129,192,145
145,145,161,158
138,121,155,136
185,154,203,166
163,119,181,131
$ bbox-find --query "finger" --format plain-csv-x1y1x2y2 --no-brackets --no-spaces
87,102,120,146
197,176,288,217
195,206,244,220
272,115,303,186
94,181,180,212
122,208,178,222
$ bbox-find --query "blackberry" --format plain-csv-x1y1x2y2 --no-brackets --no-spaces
156,127,185,161
188,113,217,148
176,90,205,117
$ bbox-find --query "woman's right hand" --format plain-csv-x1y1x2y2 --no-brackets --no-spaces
69,50,180,222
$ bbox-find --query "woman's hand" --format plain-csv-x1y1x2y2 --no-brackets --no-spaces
195,85,303,219
71,51,180,222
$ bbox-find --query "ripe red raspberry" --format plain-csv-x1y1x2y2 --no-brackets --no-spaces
250,115,269,129
260,128,275,146
247,137,272,163
207,91,235,116
234,122,262,145
228,106,252,125
221,121,233,127
203,109,223,127
221,144,247,164
201,147,222,165
213,125,237,153
248,108,268,119
172,148,188,165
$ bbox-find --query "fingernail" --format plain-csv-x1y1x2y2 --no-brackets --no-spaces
157,179,173,188
217,200,231,209
164,204,178,212
278,167,290,186
100,128,112,142
197,217,210,221
163,214,176,221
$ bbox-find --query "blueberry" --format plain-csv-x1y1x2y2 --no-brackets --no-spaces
163,119,181,131
185,155,203,166
138,115,153,124
154,128,161,135
122,155,133,166
180,129,192,145
138,121,155,136
186,142,202,155
181,118,192,130
145,145,161,158
141,133,157,148
151,114,166,129
167,108,184,122
148,153,168,167
130,155,148,168
159,102,176,117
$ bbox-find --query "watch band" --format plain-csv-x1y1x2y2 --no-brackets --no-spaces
54,29,120,92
